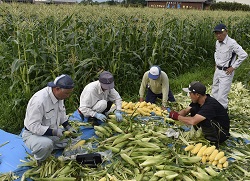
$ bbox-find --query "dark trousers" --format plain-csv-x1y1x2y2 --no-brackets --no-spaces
145,87,176,103
190,106,229,147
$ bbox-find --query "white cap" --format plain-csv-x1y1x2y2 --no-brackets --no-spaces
148,65,161,80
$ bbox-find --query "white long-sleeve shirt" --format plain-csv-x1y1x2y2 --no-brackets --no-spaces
214,35,248,69
24,87,68,135
139,71,169,107
78,81,122,117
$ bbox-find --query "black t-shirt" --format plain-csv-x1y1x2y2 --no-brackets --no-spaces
189,94,230,133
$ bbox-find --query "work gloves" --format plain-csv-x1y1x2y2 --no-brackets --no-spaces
65,125,77,133
52,129,63,137
114,110,123,122
169,110,180,120
94,113,107,122
162,106,171,113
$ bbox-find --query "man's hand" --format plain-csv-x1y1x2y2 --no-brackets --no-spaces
139,98,144,102
226,66,235,75
115,110,123,122
94,113,107,122
52,129,63,137
65,125,77,133
169,110,180,120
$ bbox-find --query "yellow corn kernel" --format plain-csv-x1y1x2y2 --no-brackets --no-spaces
136,108,151,116
191,143,203,154
155,106,162,112
197,145,207,157
202,155,207,164
223,161,229,168
141,107,152,113
209,149,219,161
212,160,218,166
139,101,147,108
124,109,135,114
204,146,216,156
184,145,195,152
205,155,210,161
129,103,135,109
217,163,223,169
122,101,128,108
124,102,132,109
218,156,227,164
214,151,225,161
155,111,163,116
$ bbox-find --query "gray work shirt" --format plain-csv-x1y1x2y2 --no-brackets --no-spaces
78,81,122,117
214,35,248,69
24,87,68,135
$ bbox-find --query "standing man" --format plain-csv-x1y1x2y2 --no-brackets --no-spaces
139,65,176,110
212,23,248,110
78,71,123,125
169,81,230,146
22,74,77,163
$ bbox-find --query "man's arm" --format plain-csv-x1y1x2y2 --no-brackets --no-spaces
161,72,169,107
24,101,49,135
170,106,206,125
139,72,149,101
231,42,248,69
109,89,122,111
79,91,98,117
178,107,191,116
178,114,206,126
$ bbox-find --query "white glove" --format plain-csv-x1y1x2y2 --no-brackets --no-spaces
94,113,107,122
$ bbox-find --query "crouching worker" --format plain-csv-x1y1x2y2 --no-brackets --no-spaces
169,81,230,147
78,71,123,126
139,65,176,111
22,74,79,163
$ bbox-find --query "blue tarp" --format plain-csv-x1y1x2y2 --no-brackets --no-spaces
0,110,99,180
0,129,31,173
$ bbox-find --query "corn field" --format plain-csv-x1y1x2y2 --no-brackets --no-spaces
0,4,250,133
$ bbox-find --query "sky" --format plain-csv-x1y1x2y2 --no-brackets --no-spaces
216,0,250,5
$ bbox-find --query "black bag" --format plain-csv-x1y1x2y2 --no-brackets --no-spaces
76,153,102,167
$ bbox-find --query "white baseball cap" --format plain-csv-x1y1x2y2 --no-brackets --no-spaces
148,65,161,80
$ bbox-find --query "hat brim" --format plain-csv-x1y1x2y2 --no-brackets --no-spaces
47,82,74,89
148,73,159,80
47,82,56,88
182,88,191,93
100,82,114,90
213,28,226,32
